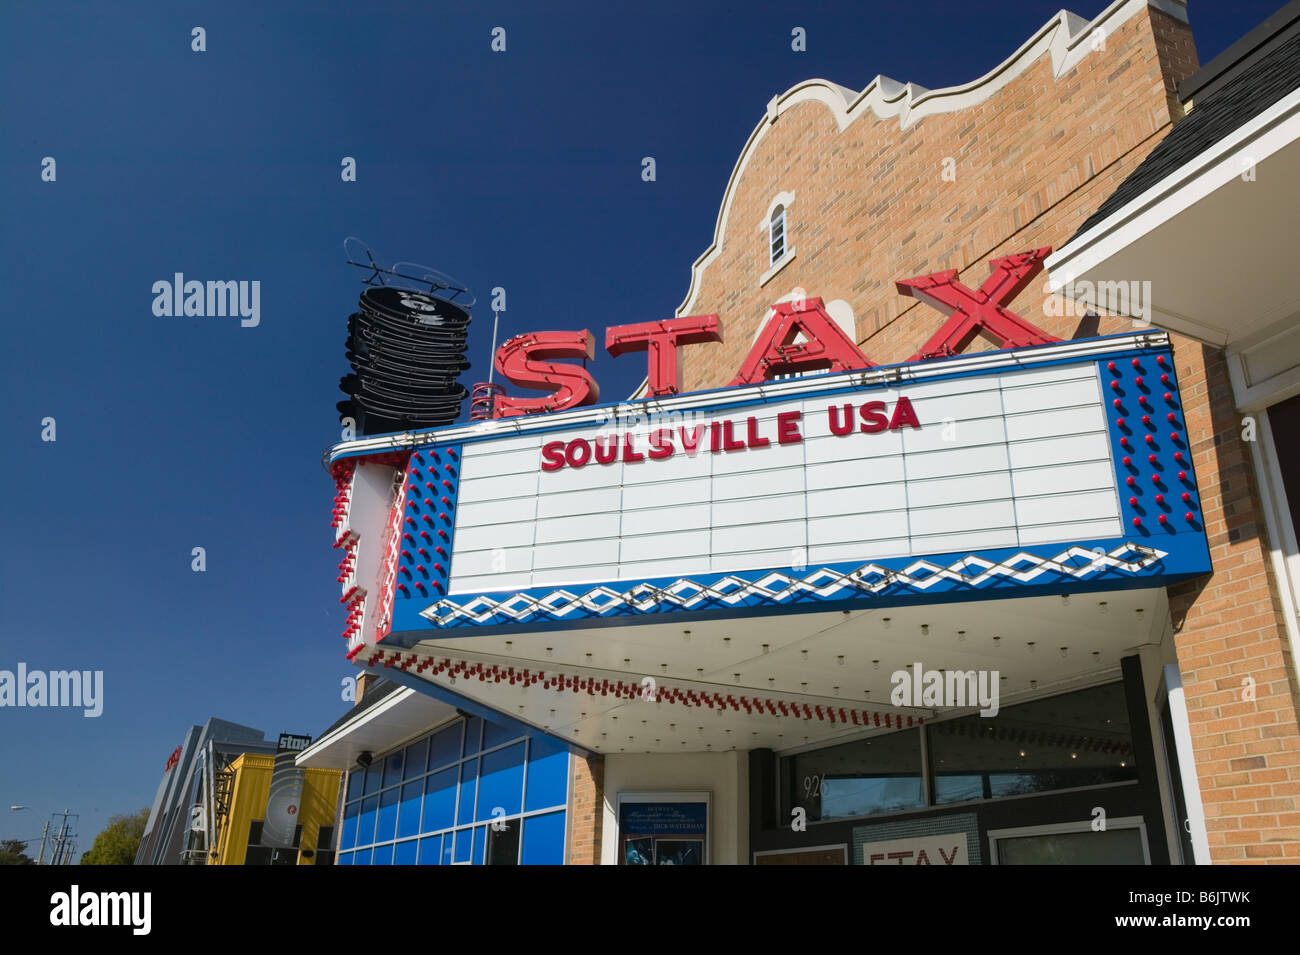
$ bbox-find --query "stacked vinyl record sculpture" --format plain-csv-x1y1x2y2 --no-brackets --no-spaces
337,250,475,436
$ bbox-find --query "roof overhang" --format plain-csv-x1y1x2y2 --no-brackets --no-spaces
296,685,459,770
1046,87,1300,350
366,587,1167,757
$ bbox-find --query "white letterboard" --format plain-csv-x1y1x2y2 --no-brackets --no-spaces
448,361,1120,594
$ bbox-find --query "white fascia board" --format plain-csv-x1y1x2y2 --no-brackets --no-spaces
1047,87,1300,293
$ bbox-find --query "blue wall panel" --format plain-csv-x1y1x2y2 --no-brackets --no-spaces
343,714,569,865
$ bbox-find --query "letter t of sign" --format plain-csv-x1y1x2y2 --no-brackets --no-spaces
897,248,1059,361
605,315,722,397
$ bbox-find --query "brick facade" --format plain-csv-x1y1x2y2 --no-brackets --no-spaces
567,752,604,864
673,4,1300,863
1167,348,1300,862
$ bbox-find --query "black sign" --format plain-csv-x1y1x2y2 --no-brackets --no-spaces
277,733,312,753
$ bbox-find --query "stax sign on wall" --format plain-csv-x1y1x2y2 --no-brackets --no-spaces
489,249,1059,416
328,249,1212,646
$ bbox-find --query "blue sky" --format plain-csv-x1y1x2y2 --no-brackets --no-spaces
0,0,1279,858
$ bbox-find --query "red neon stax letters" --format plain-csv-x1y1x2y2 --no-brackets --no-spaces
605,315,722,398
730,297,874,386
492,330,600,418
897,247,1057,361
491,250,1056,418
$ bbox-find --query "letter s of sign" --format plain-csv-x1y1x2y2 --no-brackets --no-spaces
493,330,601,418
647,428,675,460
540,440,567,472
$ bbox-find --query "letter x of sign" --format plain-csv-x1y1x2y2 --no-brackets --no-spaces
897,247,1055,361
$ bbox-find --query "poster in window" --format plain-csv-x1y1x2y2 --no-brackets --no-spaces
618,798,708,865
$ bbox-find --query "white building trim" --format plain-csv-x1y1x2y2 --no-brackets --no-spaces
1046,85,1300,344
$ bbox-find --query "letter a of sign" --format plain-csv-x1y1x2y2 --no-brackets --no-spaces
897,248,1059,361
730,297,873,386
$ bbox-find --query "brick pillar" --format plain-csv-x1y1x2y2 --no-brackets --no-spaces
567,753,605,865
1167,342,1300,862
1149,6,1200,121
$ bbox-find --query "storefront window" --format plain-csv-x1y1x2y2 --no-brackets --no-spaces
780,681,1138,825
929,682,1137,805
993,825,1147,864
785,729,924,822
336,715,569,866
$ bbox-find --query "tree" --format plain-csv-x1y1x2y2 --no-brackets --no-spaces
80,809,149,865
0,839,36,865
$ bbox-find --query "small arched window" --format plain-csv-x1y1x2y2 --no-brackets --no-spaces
770,204,786,265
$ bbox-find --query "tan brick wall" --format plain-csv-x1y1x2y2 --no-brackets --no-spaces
678,6,1193,386
567,752,604,864
673,5,1300,863
1167,346,1300,862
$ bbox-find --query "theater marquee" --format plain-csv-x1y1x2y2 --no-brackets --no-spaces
330,330,1212,647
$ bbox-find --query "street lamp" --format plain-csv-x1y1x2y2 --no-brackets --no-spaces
9,805,49,864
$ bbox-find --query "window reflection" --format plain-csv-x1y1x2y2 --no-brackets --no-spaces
930,682,1137,804
787,729,923,822
780,682,1138,822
